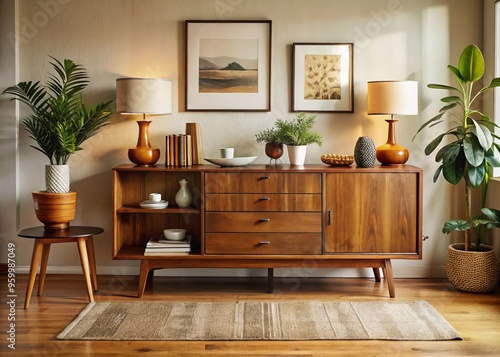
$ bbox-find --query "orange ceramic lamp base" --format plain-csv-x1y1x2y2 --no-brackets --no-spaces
129,120,160,166
376,119,409,165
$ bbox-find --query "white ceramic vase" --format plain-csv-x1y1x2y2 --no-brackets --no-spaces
287,145,307,165
175,179,192,208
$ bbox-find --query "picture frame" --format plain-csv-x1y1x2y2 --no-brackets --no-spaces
292,43,353,112
185,20,272,111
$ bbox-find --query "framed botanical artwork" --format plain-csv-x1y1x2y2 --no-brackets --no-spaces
292,43,353,112
185,20,272,111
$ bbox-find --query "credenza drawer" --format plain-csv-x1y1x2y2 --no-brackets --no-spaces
205,233,322,254
205,172,321,193
205,212,322,233
205,193,321,212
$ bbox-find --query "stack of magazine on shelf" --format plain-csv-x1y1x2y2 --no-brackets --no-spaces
144,235,191,256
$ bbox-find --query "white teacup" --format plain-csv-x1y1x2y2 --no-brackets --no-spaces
220,148,234,159
149,193,161,202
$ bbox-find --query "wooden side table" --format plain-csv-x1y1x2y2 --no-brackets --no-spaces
18,226,103,309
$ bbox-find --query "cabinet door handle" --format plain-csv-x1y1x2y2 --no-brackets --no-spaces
327,208,332,226
259,218,271,222
259,197,271,201
259,176,271,180
258,241,271,245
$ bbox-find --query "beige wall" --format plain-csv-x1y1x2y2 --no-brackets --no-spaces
0,0,19,269
0,0,490,278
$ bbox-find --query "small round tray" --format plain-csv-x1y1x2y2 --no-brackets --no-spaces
321,154,354,166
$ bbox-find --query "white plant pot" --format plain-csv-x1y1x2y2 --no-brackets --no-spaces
45,164,70,193
287,145,307,166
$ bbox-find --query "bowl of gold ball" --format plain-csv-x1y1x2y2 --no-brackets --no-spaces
321,154,354,166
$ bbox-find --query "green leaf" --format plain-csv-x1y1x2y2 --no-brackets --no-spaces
458,44,484,82
463,135,484,167
474,208,500,229
470,120,493,150
481,208,500,222
485,149,500,167
412,113,444,140
487,77,500,88
424,134,445,156
440,96,461,103
448,65,466,86
435,142,460,164
428,83,459,91
432,165,443,183
439,103,458,112
442,220,471,234
442,152,465,184
467,163,485,188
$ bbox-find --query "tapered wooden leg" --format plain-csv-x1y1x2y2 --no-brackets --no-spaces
76,237,94,303
372,267,381,282
382,259,395,298
25,240,44,309
37,243,51,296
85,236,98,291
138,260,151,298
146,269,155,287
267,268,274,293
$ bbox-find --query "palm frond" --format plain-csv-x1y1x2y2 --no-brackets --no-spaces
1,56,113,165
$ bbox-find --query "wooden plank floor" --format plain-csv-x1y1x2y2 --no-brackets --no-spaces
1,274,499,356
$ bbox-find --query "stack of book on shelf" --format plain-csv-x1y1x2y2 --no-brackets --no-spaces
165,134,192,166
165,123,204,166
144,235,191,256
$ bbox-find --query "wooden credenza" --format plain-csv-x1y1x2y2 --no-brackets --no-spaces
112,164,422,298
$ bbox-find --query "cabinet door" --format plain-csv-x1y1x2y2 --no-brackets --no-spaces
325,172,420,255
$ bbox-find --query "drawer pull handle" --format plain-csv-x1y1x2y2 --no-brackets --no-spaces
328,208,332,226
259,176,271,180
258,241,271,245
259,197,271,201
259,218,271,222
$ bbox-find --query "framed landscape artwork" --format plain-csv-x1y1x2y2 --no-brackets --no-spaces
185,20,272,111
292,43,353,112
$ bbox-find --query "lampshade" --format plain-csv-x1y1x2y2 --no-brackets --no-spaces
116,78,172,115
367,80,418,166
367,81,418,115
115,78,172,166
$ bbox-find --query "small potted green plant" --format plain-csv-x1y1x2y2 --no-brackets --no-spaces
256,112,322,165
413,44,500,292
2,57,113,228
255,127,285,164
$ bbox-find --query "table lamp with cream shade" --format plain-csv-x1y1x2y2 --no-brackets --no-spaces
116,78,172,166
367,80,418,165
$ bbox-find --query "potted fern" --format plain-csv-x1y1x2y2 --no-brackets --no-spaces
413,44,500,292
260,112,322,165
2,57,113,228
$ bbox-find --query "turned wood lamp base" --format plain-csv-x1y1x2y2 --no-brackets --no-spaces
376,119,409,165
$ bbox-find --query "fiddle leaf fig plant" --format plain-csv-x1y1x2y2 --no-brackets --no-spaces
413,44,500,251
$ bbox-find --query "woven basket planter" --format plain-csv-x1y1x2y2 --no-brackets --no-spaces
446,243,500,293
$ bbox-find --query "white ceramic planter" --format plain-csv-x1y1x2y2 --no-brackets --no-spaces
45,164,70,193
287,145,307,165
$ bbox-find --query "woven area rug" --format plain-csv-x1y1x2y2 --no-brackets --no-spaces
57,300,461,341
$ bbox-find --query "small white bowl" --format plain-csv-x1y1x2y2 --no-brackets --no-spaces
163,228,186,241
